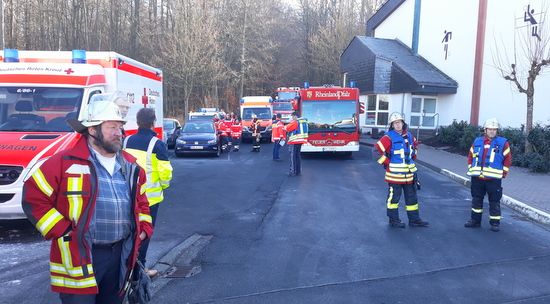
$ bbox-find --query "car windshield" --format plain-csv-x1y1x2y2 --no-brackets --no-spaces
183,122,214,133
0,87,83,132
163,120,176,130
302,100,357,134
274,102,293,110
242,108,271,119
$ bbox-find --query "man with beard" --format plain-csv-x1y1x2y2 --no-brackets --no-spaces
23,97,153,304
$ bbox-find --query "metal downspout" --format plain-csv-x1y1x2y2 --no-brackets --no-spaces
412,0,422,54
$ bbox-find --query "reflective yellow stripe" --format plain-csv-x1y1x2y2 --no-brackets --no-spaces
67,175,83,223
389,163,418,173
51,275,97,288
37,209,64,236
139,213,152,223
377,155,387,165
472,208,483,213
385,172,414,183
57,236,74,271
490,215,501,220
51,262,94,277
406,204,418,211
386,187,398,209
32,169,53,197
377,141,386,152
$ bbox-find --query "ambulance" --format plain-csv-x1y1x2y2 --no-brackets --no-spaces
0,49,163,219
239,96,273,141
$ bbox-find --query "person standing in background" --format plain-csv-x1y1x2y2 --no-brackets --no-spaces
465,118,511,232
231,117,243,152
374,112,429,228
271,114,285,162
283,111,308,176
123,107,173,276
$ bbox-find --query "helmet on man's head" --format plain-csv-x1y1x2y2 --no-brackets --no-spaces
389,112,405,124
67,98,126,133
483,118,500,129
388,112,407,131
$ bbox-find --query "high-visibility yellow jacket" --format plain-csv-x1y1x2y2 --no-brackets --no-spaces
123,128,173,206
22,136,153,295
284,117,308,144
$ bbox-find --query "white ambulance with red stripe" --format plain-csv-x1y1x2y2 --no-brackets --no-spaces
0,49,163,219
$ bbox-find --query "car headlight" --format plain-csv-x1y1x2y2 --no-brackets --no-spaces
207,139,217,144
177,138,187,144
265,125,272,131
242,126,250,132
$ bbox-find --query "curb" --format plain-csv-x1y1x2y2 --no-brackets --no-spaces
360,140,550,226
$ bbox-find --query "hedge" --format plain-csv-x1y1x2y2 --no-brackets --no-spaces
439,121,550,173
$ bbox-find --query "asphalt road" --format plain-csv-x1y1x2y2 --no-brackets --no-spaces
1,141,550,303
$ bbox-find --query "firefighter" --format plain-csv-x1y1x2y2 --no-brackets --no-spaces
224,114,234,151
272,114,286,161
283,111,308,175
217,115,229,152
465,118,512,232
22,99,153,303
123,108,173,276
231,117,243,151
374,112,429,228
250,115,261,152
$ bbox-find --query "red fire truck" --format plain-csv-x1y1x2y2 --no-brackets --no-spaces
0,49,163,219
297,82,360,155
274,86,299,123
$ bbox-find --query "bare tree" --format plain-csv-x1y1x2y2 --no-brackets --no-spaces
493,2,550,151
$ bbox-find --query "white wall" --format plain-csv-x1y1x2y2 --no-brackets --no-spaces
370,0,550,128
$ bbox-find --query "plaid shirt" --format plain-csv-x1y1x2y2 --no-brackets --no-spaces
88,147,132,244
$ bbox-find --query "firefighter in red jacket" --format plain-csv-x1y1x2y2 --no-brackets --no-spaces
231,117,243,152
216,116,229,152
250,115,261,152
271,114,286,161
465,118,512,232
22,99,153,303
375,112,428,228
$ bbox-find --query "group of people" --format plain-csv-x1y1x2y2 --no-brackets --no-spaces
213,113,242,152
374,113,511,232
23,94,173,303
212,110,310,179
22,96,510,303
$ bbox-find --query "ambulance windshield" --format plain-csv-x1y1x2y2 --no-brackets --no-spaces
0,87,83,132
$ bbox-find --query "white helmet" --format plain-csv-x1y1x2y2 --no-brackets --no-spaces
67,93,127,133
483,118,500,129
389,112,404,124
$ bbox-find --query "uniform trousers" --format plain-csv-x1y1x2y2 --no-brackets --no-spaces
470,177,502,224
273,139,283,160
60,240,124,304
386,182,421,221
138,202,159,265
288,143,302,174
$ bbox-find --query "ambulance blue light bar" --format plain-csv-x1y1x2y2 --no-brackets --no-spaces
3,49,19,62
303,82,310,89
72,50,87,64
350,81,356,88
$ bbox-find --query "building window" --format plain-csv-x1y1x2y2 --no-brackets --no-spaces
410,96,437,127
365,95,389,126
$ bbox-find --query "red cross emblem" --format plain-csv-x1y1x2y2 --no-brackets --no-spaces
64,68,74,75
